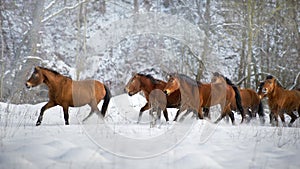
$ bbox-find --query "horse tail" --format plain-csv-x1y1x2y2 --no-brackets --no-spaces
257,100,264,117
223,77,244,115
232,85,244,117
101,85,111,116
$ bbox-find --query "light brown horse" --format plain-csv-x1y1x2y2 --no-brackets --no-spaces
125,73,181,123
149,89,167,127
259,76,300,126
25,66,111,126
163,73,245,124
212,74,265,124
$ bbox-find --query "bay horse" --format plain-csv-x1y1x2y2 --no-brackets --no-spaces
259,76,300,126
211,74,265,124
25,66,111,126
125,73,181,123
163,73,245,124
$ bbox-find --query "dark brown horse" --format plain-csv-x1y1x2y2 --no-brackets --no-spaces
259,76,300,126
25,66,111,126
239,88,265,123
163,73,245,124
125,73,181,123
212,74,265,123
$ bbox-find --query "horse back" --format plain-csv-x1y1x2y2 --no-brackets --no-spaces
71,80,106,107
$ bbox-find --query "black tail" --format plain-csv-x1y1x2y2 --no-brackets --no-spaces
257,100,264,117
101,85,111,117
224,77,245,122
232,85,244,117
257,100,265,124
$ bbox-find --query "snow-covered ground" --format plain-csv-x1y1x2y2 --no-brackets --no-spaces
1,94,300,169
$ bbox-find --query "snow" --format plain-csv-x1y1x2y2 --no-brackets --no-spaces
1,94,300,169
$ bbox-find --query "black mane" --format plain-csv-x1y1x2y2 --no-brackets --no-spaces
39,66,60,75
265,75,283,88
137,73,161,84
39,66,72,79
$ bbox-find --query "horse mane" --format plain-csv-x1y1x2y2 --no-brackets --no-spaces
39,66,60,75
213,72,235,86
38,66,72,79
265,75,284,88
172,73,201,86
137,73,162,84
258,81,265,90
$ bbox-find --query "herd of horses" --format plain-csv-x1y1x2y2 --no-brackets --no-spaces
26,66,300,127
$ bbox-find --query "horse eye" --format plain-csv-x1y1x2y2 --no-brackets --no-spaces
33,73,38,79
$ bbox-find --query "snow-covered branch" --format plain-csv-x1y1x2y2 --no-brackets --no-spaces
43,0,57,12
235,72,282,86
41,0,88,23
289,72,300,90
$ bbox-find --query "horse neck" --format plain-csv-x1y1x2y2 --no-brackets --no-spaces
42,70,66,90
268,83,284,100
139,77,155,93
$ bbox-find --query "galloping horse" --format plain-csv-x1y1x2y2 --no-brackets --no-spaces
125,73,181,123
163,73,245,124
212,74,265,124
25,66,111,126
259,76,300,126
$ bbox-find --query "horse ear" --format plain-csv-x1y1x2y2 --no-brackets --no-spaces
35,66,40,71
131,72,137,76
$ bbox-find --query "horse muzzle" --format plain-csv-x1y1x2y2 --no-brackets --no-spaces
25,82,32,89
262,88,267,94
164,90,170,96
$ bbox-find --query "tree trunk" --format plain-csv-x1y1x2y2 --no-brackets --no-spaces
246,0,253,88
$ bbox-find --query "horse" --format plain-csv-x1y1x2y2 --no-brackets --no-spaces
163,73,245,124
148,89,167,127
211,74,265,124
125,73,181,123
25,66,111,126
259,76,300,126
239,88,265,123
210,72,245,123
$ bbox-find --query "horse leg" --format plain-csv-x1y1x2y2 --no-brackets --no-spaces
83,101,101,122
203,107,210,119
138,103,150,123
287,111,297,127
82,109,94,122
163,108,169,122
198,107,204,119
62,106,69,125
279,112,286,127
36,101,56,126
173,109,182,121
228,111,235,125
157,108,162,126
179,109,192,122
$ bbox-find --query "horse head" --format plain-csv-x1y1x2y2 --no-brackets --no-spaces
125,73,142,96
261,75,276,95
25,66,45,88
164,74,180,96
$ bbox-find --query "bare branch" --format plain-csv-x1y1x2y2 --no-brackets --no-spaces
289,72,300,90
44,0,57,12
42,0,88,23
236,72,283,87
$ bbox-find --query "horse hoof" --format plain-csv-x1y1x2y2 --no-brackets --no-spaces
65,122,69,125
36,121,41,126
